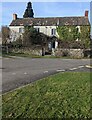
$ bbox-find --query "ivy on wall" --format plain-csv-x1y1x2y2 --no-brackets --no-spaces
80,26,91,48
56,25,91,48
57,26,80,41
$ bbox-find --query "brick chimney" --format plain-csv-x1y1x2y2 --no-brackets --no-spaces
13,14,17,20
85,10,88,17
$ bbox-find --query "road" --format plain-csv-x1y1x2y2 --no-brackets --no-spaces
1,57,91,93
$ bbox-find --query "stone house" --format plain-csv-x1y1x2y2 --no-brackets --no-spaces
9,2,90,50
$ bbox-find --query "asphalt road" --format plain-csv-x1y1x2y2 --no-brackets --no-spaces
1,57,91,93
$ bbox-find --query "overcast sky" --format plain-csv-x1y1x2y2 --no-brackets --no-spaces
1,1,92,34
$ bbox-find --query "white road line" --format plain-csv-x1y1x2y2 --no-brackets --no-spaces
24,72,27,75
69,68,77,71
44,71,48,73
56,69,65,72
85,65,92,68
12,73,16,75
78,66,84,68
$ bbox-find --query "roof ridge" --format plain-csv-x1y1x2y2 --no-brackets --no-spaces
16,16,86,19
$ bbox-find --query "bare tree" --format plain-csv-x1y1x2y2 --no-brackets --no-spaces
0,31,2,44
1,26,10,46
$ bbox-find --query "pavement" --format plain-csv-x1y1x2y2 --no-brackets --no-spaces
1,57,91,93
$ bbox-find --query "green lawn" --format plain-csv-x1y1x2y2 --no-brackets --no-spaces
2,72,91,119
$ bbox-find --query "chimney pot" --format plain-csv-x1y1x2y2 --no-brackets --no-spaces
13,14,17,20
85,11,88,17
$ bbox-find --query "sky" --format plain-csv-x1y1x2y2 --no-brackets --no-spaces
0,1,92,34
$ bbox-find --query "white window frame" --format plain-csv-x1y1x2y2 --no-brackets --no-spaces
35,28,40,32
19,28,24,33
51,29,56,36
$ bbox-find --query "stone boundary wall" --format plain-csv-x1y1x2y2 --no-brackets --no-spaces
55,49,92,58
11,48,42,56
4,47,92,58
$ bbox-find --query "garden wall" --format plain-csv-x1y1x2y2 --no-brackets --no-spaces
7,47,92,58
11,47,42,56
55,49,92,58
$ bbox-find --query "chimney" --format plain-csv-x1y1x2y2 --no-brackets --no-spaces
85,10,88,17
13,14,17,20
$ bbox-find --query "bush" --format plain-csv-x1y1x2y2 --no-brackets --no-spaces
12,37,23,48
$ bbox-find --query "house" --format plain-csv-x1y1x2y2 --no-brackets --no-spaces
9,2,90,50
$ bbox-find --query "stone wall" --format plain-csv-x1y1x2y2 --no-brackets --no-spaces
55,49,91,58
11,48,42,56
69,49,84,58
8,47,92,58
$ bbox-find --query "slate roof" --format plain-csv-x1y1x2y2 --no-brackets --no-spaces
9,16,90,26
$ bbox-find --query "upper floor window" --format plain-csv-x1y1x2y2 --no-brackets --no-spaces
35,28,40,32
76,26,80,33
51,29,56,36
19,28,24,33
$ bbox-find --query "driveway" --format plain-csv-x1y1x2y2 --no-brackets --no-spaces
2,57,90,93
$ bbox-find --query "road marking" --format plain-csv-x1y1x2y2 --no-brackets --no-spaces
44,71,48,73
56,69,65,72
12,73,16,75
69,68,77,71
24,72,27,75
85,65,92,68
78,66,84,68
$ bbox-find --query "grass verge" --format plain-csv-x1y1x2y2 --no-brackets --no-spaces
2,52,73,59
2,52,63,58
2,72,91,119
2,52,91,59
2,52,41,58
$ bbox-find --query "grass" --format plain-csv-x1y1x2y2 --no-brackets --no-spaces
2,52,82,59
2,52,41,58
2,72,91,119
2,52,64,59
2,52,91,59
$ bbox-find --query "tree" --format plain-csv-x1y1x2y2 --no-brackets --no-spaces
23,2,34,18
22,26,48,47
12,37,22,48
2,26,10,46
22,26,37,46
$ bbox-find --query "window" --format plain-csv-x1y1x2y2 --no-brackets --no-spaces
48,42,52,50
35,28,40,32
51,29,56,36
19,28,24,33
